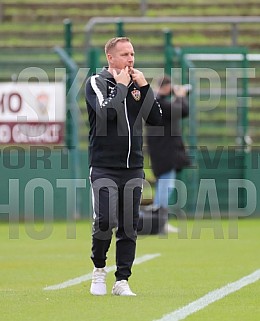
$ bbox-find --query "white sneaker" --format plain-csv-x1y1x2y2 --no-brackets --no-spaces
112,280,136,296
90,267,107,295
166,223,179,233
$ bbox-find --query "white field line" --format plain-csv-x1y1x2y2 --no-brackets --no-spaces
154,269,260,321
44,253,161,291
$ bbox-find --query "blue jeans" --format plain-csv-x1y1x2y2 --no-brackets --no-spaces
153,169,176,208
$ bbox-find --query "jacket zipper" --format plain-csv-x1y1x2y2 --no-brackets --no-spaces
124,98,131,168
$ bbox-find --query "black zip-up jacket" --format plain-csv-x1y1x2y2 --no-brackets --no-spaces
85,67,162,169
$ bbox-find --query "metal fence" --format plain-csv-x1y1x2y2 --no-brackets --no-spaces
1,18,260,218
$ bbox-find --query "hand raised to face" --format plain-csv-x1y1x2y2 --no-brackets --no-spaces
129,67,148,87
112,66,131,86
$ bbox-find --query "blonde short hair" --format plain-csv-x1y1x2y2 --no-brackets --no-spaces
104,37,131,54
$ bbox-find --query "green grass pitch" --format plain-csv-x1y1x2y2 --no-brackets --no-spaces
1,218,260,321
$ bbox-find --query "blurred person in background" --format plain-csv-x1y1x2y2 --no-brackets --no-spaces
146,75,191,232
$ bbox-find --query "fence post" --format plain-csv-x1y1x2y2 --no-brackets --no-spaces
64,18,72,57
87,47,101,76
63,19,76,151
116,19,125,36
53,19,81,218
163,29,173,76
179,50,198,216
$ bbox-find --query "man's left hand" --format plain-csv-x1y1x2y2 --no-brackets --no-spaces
129,68,148,87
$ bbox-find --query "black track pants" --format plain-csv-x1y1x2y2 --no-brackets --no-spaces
89,166,144,281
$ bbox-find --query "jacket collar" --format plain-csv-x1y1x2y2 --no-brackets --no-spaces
99,67,113,79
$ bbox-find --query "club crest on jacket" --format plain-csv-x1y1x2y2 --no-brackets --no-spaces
131,88,141,101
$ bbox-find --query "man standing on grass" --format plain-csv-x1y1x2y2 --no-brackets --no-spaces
85,37,162,296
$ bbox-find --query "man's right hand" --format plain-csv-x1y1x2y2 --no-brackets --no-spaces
112,67,131,86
